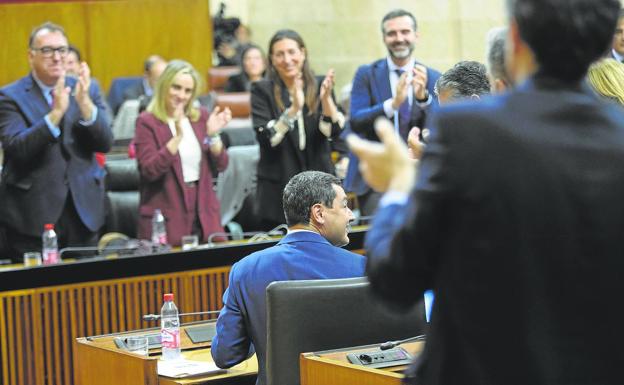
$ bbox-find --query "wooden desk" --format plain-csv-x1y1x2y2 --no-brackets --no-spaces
75,322,257,385
300,341,424,385
0,229,366,385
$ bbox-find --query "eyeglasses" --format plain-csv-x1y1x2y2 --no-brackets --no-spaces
31,46,69,58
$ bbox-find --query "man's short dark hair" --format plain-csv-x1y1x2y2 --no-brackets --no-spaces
381,9,417,33
29,21,66,48
282,171,342,227
507,0,621,82
68,44,81,61
435,61,491,100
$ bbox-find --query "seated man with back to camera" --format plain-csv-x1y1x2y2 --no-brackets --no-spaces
211,170,365,385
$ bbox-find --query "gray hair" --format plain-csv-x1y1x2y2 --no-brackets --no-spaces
435,61,491,100
282,171,341,227
485,27,510,85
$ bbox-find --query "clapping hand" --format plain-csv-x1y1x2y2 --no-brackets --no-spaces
290,74,305,114
412,64,428,101
47,71,71,126
206,106,232,136
347,118,416,193
392,72,410,110
320,69,335,103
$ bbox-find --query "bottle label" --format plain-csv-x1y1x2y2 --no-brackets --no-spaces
43,250,59,264
161,327,180,348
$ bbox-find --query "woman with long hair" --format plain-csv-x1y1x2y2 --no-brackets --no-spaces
251,29,345,228
224,44,267,92
134,60,231,245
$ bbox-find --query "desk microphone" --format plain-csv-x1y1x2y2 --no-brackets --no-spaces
379,334,426,350
142,310,220,322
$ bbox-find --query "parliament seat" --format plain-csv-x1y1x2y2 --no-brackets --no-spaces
107,76,143,116
216,92,251,118
104,158,140,238
208,66,241,92
265,277,426,385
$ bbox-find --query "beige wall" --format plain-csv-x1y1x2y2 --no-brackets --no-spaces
215,0,507,91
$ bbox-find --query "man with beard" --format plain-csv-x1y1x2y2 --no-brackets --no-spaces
345,9,441,216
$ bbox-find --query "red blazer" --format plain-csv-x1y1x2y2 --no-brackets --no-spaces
134,109,228,245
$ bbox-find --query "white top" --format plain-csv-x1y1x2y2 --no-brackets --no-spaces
167,117,201,183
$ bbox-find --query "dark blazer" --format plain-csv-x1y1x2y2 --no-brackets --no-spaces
0,74,112,237
345,58,440,195
134,109,228,245
251,77,340,224
211,231,365,385
365,77,624,385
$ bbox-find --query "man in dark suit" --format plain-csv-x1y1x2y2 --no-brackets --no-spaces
348,0,624,384
346,9,441,216
121,55,167,105
0,22,112,262
611,9,624,62
211,171,365,385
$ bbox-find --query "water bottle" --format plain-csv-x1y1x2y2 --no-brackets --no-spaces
160,293,181,360
42,223,59,264
151,209,168,250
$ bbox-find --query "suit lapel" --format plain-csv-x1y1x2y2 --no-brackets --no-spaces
21,75,52,125
156,118,187,199
374,60,392,102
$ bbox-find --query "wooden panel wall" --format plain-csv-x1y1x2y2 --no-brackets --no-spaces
0,0,213,92
0,266,230,385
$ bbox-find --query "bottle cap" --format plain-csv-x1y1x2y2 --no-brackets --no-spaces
163,293,174,302
44,223,54,230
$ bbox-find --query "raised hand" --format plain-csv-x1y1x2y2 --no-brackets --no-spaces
74,62,95,120
47,71,71,126
347,117,416,193
412,64,429,101
407,126,424,159
320,69,335,103
206,106,232,136
392,72,410,110
290,74,305,114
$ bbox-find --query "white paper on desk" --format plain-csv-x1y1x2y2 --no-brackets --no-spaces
157,359,226,378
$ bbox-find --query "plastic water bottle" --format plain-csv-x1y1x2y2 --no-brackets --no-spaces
152,209,168,249
42,223,59,264
160,293,181,360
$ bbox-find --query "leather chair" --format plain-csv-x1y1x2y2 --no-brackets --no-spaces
208,66,241,92
265,277,426,385
104,158,140,238
216,92,251,118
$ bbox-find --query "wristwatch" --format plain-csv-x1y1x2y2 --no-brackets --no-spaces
416,90,430,103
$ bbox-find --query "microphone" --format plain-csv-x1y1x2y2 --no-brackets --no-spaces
142,310,221,322
379,334,426,350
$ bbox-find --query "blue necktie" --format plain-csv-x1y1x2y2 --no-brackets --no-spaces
395,69,411,141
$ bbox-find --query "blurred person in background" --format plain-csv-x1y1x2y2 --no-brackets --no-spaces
251,29,345,229
134,60,231,246
225,44,266,92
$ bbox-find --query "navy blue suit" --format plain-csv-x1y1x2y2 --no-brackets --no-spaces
211,231,365,385
0,74,112,244
345,58,440,197
366,77,624,385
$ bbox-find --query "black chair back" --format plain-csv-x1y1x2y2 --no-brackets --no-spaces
265,277,425,385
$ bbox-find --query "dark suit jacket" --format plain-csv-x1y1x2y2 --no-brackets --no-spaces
0,74,112,237
346,58,440,195
365,76,624,385
211,231,365,385
134,109,228,246
251,77,340,224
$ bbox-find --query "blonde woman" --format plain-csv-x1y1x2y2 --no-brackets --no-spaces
587,58,624,105
134,60,231,245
